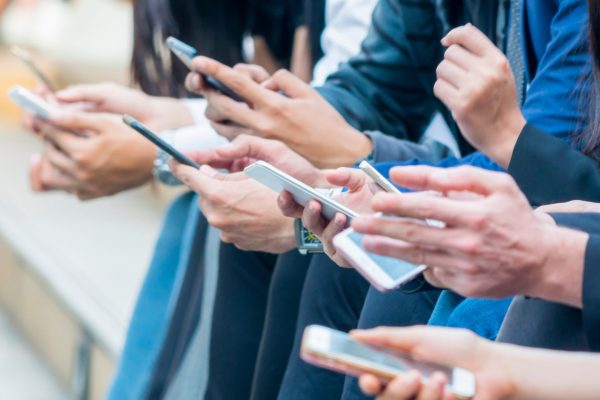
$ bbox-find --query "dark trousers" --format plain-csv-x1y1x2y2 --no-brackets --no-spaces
341,287,441,400
277,254,371,400
205,244,312,400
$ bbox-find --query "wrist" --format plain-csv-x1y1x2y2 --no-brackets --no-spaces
150,97,195,131
330,128,373,168
489,112,526,169
527,225,587,308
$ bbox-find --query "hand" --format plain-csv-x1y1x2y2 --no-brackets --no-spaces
171,163,296,253
185,57,372,168
434,24,526,168
352,165,588,306
352,326,514,400
278,168,382,267
33,111,155,200
55,82,194,132
187,134,327,186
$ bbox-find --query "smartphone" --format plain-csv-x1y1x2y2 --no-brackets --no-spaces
333,228,425,291
301,325,476,400
10,46,56,93
122,115,200,169
166,36,243,102
359,160,401,194
7,85,57,120
244,161,358,221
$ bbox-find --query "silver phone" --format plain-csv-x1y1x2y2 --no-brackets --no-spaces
244,161,357,221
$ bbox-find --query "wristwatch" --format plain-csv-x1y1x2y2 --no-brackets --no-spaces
294,219,324,254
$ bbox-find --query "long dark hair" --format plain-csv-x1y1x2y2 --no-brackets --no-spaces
582,0,600,159
132,0,248,97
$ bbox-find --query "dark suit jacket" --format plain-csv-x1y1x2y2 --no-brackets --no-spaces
498,124,600,351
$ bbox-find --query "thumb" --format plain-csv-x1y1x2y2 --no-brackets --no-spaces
216,135,279,163
325,168,368,192
49,110,105,132
262,69,313,98
55,83,107,104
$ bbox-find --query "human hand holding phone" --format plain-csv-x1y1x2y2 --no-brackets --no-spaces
278,167,382,267
185,57,372,168
55,82,194,133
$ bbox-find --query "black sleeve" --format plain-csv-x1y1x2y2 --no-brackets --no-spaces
549,212,600,351
508,124,600,206
583,233,600,351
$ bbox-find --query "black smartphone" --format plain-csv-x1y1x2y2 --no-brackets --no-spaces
166,37,243,102
122,115,200,169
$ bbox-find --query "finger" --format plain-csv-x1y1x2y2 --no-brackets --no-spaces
185,72,206,94
277,190,305,218
200,164,247,182
435,60,468,89
192,56,276,106
48,110,105,132
441,24,496,57
36,121,84,156
210,121,249,141
361,234,475,271
350,326,430,353
325,168,369,192
233,63,271,83
379,371,421,400
184,149,233,170
433,79,461,109
389,165,512,196
321,213,348,255
204,90,259,128
417,372,446,400
443,44,479,70
358,374,384,396
44,141,79,178
302,200,327,236
262,69,313,98
39,161,78,192
366,192,472,227
216,135,281,163
55,83,107,104
422,267,446,288
171,162,218,194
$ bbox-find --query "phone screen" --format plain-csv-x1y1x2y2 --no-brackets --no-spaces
329,330,452,378
348,231,421,281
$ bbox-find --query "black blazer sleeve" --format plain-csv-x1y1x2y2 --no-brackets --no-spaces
549,212,600,351
583,233,600,351
508,124,600,206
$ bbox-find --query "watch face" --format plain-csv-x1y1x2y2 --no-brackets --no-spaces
303,229,321,245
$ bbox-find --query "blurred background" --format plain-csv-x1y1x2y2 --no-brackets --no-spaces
0,1,176,398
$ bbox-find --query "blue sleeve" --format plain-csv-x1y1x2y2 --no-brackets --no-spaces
521,0,591,141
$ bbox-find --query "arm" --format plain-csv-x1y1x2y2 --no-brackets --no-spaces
316,0,457,163
509,124,600,205
354,326,600,400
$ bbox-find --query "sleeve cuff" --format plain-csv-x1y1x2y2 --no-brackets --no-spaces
583,234,600,351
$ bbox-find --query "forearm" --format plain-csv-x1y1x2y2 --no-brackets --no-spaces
489,341,600,400
526,225,588,309
150,97,195,131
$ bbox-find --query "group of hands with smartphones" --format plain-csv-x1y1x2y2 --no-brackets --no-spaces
8,23,600,400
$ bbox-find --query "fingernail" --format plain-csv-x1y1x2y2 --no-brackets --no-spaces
191,74,201,88
195,58,207,70
200,164,218,177
309,202,319,212
335,214,345,226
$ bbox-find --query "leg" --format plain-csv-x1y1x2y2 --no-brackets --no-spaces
250,251,313,400
204,243,278,399
278,255,370,400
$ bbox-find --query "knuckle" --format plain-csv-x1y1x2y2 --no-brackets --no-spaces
457,239,480,256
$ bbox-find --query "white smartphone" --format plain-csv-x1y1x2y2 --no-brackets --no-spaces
7,85,56,120
359,160,401,194
333,227,426,291
301,325,476,400
244,161,358,221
